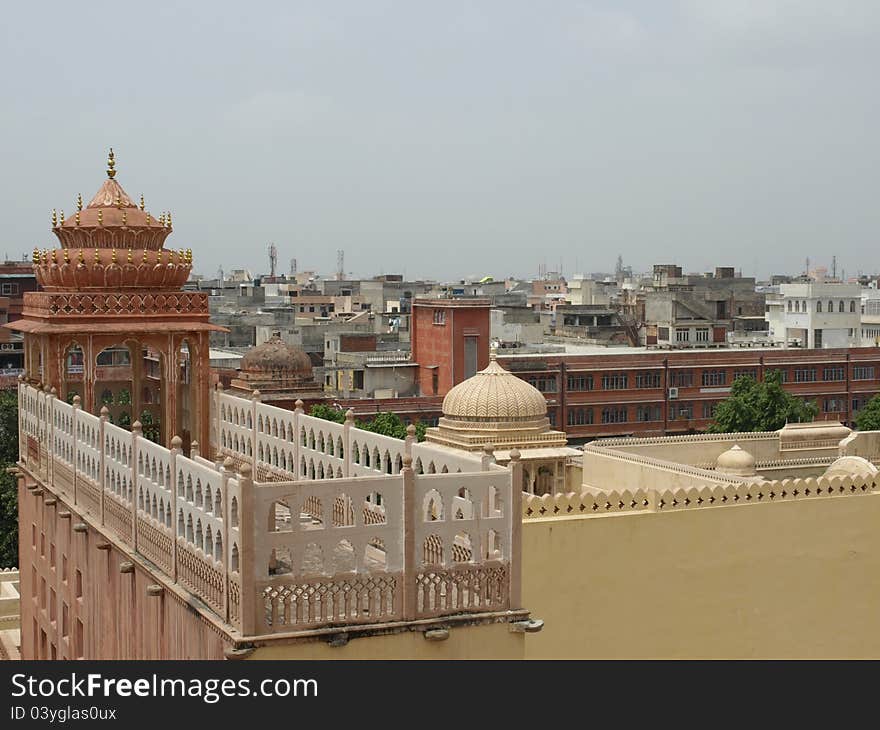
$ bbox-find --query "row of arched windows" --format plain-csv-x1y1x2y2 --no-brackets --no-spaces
789,299,857,313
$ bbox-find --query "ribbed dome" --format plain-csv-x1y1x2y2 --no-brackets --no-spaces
824,456,878,480
241,335,312,375
715,444,757,476
442,355,547,420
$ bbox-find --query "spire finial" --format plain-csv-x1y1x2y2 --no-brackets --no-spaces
107,147,116,178
166,211,172,228
97,210,103,226
139,193,145,211
51,209,57,227
59,210,65,225
489,344,498,361
121,210,127,227
76,193,83,211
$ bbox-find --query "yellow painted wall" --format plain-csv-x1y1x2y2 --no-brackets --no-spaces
522,493,880,658
248,622,524,659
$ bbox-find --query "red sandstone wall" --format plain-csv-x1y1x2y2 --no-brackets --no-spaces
412,302,490,397
18,478,231,660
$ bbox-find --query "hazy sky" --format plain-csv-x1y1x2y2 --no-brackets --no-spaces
2,1,879,282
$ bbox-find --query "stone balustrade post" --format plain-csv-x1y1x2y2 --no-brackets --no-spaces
45,386,56,487
237,464,257,636
250,390,261,474
343,408,354,478
401,456,416,621
294,399,304,478
131,420,142,549
508,449,523,610
404,424,416,461
219,457,232,623
170,434,182,583
481,443,496,472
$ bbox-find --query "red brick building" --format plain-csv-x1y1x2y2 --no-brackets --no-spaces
411,298,490,396
498,347,880,441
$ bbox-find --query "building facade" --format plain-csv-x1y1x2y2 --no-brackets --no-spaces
765,282,861,348
499,346,880,440
411,298,491,397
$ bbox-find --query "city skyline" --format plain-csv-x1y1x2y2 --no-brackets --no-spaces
3,2,880,281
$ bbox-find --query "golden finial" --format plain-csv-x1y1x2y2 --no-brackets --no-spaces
115,192,122,208
77,249,84,263
166,211,172,228
159,212,165,227
97,210,103,226
178,248,185,263
186,248,192,264
127,248,133,263
94,248,99,263
52,249,58,264
111,248,117,263
32,247,39,264
51,209,57,227
139,193,145,211
59,210,65,225
76,193,83,211
121,210,127,226
41,249,48,265
75,211,80,226
63,249,70,263
142,248,148,263
145,213,151,226
107,147,116,179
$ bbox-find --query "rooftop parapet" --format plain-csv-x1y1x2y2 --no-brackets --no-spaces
17,382,522,639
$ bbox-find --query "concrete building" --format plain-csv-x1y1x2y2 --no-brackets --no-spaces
766,282,861,348
642,265,764,348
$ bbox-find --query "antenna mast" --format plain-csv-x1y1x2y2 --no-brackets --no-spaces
268,243,277,279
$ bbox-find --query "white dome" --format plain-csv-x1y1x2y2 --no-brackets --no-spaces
715,444,757,476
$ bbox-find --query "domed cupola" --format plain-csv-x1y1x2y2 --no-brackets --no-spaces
33,149,191,291
426,352,568,452
240,335,313,378
715,444,757,477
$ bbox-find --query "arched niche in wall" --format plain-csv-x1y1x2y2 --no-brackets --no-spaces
176,337,197,454
62,341,84,404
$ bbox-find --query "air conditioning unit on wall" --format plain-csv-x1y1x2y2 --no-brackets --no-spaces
668,387,679,399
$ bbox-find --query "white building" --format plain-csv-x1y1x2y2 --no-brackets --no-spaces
765,282,861,349
861,289,880,345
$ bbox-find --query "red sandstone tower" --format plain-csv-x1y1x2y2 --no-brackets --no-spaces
6,150,224,450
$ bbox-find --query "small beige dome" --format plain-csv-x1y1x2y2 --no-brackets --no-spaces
824,456,878,480
442,355,547,420
716,444,757,476
241,335,312,375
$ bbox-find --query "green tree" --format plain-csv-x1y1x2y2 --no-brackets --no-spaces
310,404,427,441
357,412,408,440
855,394,880,431
708,370,818,433
308,404,346,423
0,389,19,567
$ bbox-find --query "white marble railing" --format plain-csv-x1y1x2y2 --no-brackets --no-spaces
18,382,521,637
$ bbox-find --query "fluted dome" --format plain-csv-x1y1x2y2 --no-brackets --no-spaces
442,355,547,421
824,456,878,480
715,444,757,476
241,335,312,375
